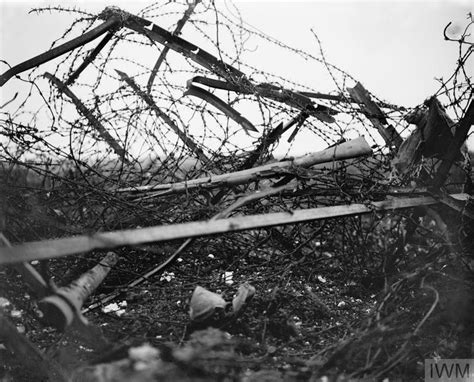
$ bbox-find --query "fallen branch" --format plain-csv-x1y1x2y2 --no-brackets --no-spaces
45,72,131,164
117,136,372,196
0,193,468,265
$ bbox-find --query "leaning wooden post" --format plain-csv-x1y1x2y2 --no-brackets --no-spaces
45,72,131,165
38,252,119,330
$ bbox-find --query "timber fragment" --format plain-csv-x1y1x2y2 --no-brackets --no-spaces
0,193,469,265
348,82,402,149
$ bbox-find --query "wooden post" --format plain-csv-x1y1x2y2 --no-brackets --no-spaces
45,72,131,164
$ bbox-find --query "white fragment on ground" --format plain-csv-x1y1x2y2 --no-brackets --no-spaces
223,271,233,285
102,303,126,316
102,303,119,313
337,301,347,308
208,254,215,259
116,309,126,316
160,271,175,282
0,297,11,308
10,309,22,318
317,275,327,283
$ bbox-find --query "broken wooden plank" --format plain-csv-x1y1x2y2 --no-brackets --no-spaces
96,8,336,122
190,76,404,110
45,72,130,164
115,70,211,165
188,76,337,123
147,0,201,93
0,17,121,87
348,82,402,149
100,7,247,83
0,193,468,265
117,136,372,195
185,83,258,134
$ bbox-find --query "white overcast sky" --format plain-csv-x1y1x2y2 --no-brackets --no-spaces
1,0,471,107
0,0,472,155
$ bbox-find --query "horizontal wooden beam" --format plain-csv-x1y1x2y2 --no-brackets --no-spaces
0,194,468,265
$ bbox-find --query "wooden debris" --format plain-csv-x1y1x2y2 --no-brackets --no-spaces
348,82,402,149
45,73,131,164
188,76,337,123
0,17,121,86
185,83,258,134
97,8,336,122
0,193,468,265
117,136,372,196
66,31,116,86
242,112,309,168
147,0,201,93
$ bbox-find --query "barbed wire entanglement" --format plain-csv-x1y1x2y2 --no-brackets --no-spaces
0,2,472,380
